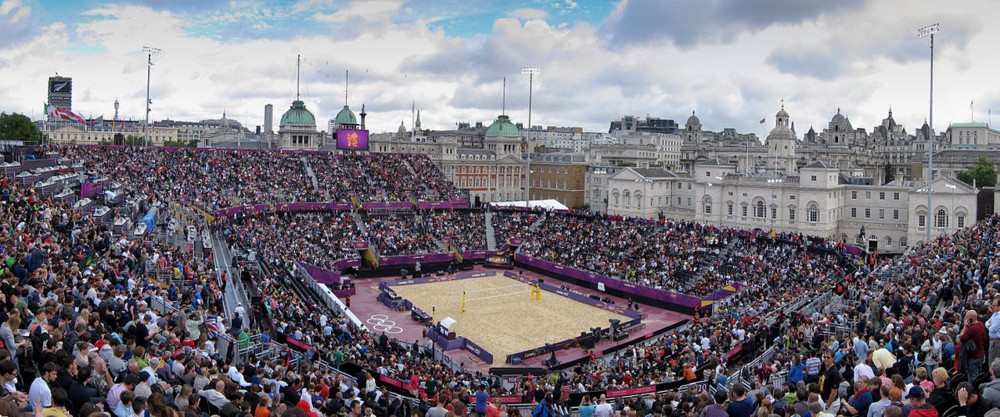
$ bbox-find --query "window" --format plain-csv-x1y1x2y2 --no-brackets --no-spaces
623,191,631,208
811,175,817,181
893,210,899,220
865,191,871,199
742,205,748,217
851,191,857,200
771,207,777,219
705,202,712,214
958,215,965,228
879,209,885,220
755,201,765,218
851,208,857,218
901,236,908,247
918,214,926,227
808,204,819,222
936,209,947,228
879,192,885,200
864,209,870,219
789,208,796,221
789,195,795,200
728,203,734,216
886,237,892,247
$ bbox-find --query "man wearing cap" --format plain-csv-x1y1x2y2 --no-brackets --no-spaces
904,387,938,417
961,310,989,383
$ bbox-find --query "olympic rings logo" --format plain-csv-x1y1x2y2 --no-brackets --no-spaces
366,314,403,334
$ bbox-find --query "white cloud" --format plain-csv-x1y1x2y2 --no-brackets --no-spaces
508,8,547,20
0,0,28,24
314,0,402,24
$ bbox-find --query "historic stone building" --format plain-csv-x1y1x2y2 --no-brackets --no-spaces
596,105,978,252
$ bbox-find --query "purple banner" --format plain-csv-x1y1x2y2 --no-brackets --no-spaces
463,338,494,364
299,262,343,284
416,201,469,209
336,129,370,150
80,182,99,198
361,201,411,210
514,255,702,309
215,202,354,217
703,283,744,301
332,287,356,298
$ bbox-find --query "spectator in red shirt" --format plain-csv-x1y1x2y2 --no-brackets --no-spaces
960,309,988,383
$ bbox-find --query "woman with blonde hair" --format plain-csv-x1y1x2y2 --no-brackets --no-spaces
0,313,21,361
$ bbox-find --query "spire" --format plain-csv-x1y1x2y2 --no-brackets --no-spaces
837,107,840,115
296,54,301,101
345,69,349,106
501,76,506,115
416,109,421,130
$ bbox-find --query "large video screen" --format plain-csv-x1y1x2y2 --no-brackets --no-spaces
49,79,72,94
336,129,369,150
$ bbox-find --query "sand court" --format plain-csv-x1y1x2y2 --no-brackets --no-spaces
390,274,630,362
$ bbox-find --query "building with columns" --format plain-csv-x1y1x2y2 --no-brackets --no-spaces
597,105,979,252
370,113,529,204
278,99,321,150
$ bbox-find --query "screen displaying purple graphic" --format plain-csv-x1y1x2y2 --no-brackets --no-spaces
336,129,369,150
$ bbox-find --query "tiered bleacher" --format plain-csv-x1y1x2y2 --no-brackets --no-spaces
3,144,998,417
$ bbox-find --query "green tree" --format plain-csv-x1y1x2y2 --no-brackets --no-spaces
957,156,997,188
884,163,895,184
0,112,41,143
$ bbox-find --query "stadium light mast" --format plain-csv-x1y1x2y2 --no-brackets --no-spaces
143,46,162,147
522,67,539,208
918,23,938,243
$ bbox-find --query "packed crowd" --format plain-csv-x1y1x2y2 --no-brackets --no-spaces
310,154,458,203
363,214,440,257
421,210,487,252
57,147,460,212
63,146,320,212
490,209,541,248
220,212,364,272
400,155,462,202
519,213,737,297
19,144,1000,417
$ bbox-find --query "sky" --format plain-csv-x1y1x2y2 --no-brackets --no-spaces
0,0,998,139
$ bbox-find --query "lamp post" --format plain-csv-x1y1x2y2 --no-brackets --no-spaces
143,46,162,147
918,23,939,243
522,67,539,208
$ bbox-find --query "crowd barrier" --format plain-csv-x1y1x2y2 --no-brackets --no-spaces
296,264,365,331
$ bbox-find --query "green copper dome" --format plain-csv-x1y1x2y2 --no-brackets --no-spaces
485,115,520,137
280,100,316,127
335,105,358,126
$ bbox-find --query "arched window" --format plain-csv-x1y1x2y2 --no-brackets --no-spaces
936,209,948,228
612,191,620,206
635,192,643,208
703,196,713,215
755,200,766,218
623,191,631,208
885,236,892,247
808,203,819,222
900,236,907,247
